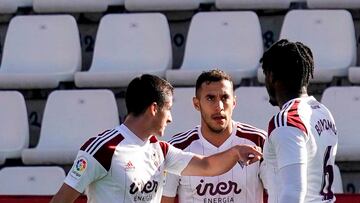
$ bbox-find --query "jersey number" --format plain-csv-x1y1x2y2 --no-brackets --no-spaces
320,146,334,200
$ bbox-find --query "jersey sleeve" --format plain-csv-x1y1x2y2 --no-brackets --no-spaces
164,144,195,176
270,126,308,169
64,150,107,193
162,172,180,197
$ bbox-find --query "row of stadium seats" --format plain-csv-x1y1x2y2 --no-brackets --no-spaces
0,10,359,89
0,86,359,166
1,86,354,195
1,0,360,13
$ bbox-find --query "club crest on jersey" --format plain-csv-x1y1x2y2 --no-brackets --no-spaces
70,157,87,179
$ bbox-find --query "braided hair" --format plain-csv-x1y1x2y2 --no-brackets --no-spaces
261,39,314,91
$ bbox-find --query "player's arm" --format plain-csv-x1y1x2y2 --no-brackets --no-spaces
161,196,176,203
181,144,262,176
272,127,308,203
50,183,81,203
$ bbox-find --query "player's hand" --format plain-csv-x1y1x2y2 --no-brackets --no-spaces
235,145,262,166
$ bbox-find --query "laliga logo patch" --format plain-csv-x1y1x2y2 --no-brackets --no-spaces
70,157,87,179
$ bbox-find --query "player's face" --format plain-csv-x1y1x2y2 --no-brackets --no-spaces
153,94,173,137
194,80,235,134
264,71,278,106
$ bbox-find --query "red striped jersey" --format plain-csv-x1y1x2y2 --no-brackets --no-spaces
163,121,266,203
64,124,194,203
263,96,338,203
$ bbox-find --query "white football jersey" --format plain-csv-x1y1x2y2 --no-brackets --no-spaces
64,124,194,203
163,121,266,203
263,96,338,203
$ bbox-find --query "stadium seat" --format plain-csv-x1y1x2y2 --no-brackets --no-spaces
22,90,119,165
163,88,199,141
166,12,263,86
125,0,199,11
348,67,360,84
216,0,298,9
233,87,278,131
108,0,124,6
307,0,360,8
321,86,360,161
0,91,29,165
75,13,172,88
258,10,356,84
0,15,81,89
333,164,344,193
0,166,65,195
33,0,108,13
0,0,18,13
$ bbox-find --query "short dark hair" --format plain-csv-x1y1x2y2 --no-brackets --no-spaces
126,74,173,116
195,69,234,97
261,39,314,91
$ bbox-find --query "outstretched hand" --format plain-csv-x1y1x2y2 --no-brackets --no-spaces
236,145,262,166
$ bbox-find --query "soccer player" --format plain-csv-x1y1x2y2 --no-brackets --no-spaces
161,69,266,203
50,74,262,203
261,39,338,203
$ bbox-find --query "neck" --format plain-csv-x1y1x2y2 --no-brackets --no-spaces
123,114,152,142
200,121,233,148
276,86,308,108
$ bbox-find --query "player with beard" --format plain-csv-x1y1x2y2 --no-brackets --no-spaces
161,70,266,203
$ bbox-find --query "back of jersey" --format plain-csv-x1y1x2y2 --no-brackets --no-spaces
302,97,338,202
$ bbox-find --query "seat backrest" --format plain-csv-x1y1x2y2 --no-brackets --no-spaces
233,87,278,131
216,0,293,9
37,89,119,150
163,88,199,141
33,0,108,12
0,166,65,195
180,11,263,73
321,86,360,161
280,10,356,82
307,0,360,8
0,0,18,13
89,13,172,73
0,15,81,74
125,0,199,11
0,91,29,164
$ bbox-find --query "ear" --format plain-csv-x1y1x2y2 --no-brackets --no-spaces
233,94,236,109
149,102,158,116
193,97,200,111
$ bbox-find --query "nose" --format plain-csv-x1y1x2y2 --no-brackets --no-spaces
215,100,224,111
167,112,172,124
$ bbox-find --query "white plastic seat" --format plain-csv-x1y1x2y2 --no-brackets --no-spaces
333,164,343,193
348,67,360,84
108,0,125,6
307,0,360,8
258,10,356,84
0,15,81,89
216,0,296,9
233,87,278,130
22,90,119,165
125,0,199,11
321,86,360,161
163,88,199,141
0,91,28,165
166,12,263,86
75,13,172,88
33,0,108,13
0,166,65,195
0,0,18,13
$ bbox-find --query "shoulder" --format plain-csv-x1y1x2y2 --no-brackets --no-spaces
268,99,308,137
168,127,200,150
235,122,266,148
80,128,124,171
